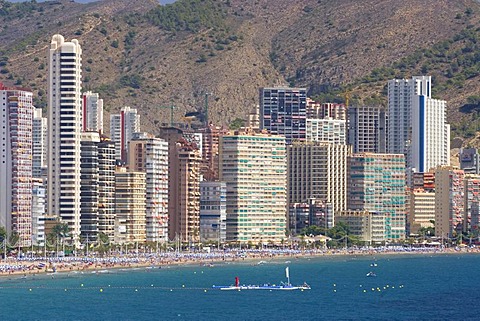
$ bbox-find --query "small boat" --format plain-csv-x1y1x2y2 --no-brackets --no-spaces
213,267,311,291
370,263,378,267
366,271,377,277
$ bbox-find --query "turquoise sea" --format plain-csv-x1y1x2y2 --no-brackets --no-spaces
1,254,479,320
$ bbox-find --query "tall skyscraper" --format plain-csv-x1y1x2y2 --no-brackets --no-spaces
259,87,307,144
32,108,48,178
158,127,202,243
47,35,83,240
128,132,169,242
347,153,406,241
82,91,103,133
287,141,351,229
0,83,34,246
347,106,386,153
219,130,287,243
387,76,450,177
80,131,100,242
97,135,116,242
110,106,140,163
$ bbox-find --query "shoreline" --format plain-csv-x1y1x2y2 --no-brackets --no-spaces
1,247,478,279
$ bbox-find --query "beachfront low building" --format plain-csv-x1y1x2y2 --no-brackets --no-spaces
336,210,384,244
409,189,435,234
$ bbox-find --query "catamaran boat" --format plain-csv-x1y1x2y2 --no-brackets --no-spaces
212,267,311,291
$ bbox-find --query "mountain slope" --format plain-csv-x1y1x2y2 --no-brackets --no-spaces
1,0,480,139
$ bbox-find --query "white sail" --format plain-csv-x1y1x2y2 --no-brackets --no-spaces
285,267,289,278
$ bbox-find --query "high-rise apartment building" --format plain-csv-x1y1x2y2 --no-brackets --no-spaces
347,106,386,153
0,83,34,246
387,76,450,177
411,93,450,173
97,135,116,242
47,35,83,240
463,174,480,233
128,132,169,242
259,87,307,144
219,130,287,243
200,181,227,243
110,106,140,162
82,91,103,133
347,153,406,241
114,167,146,244
80,132,100,242
158,127,202,243
434,166,464,238
32,108,48,179
287,142,351,229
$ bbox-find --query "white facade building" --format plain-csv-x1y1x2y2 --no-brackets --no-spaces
411,95,450,173
306,118,346,144
47,34,83,240
110,106,140,162
31,179,46,246
82,91,103,133
128,132,169,242
388,76,449,178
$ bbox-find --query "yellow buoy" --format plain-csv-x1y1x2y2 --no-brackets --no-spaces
204,290,207,292
100,289,103,292
81,284,84,287
182,285,185,288
29,289,32,292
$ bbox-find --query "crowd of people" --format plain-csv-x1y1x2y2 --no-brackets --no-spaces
0,245,477,277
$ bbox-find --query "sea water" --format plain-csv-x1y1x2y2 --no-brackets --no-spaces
1,254,479,320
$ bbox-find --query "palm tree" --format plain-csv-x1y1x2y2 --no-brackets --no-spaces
52,223,69,256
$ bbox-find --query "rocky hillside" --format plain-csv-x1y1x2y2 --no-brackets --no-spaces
1,0,480,140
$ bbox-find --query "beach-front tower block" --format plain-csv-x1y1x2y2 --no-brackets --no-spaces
347,153,406,242
0,83,35,247
219,130,287,243
47,34,83,240
128,132,169,242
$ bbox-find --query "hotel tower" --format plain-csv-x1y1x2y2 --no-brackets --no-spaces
47,35,83,239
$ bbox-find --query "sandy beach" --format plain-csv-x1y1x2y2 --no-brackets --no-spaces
0,246,477,278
